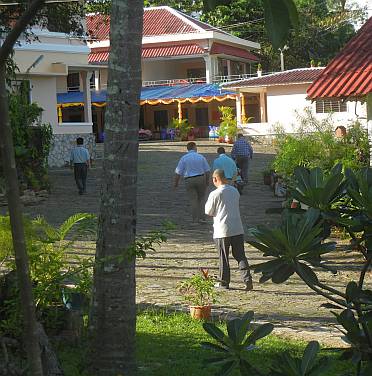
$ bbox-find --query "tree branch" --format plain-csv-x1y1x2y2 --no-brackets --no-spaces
0,0,46,63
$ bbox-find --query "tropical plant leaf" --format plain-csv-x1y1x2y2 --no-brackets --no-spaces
296,262,319,286
272,263,295,283
203,323,229,346
262,0,298,49
226,318,240,344
236,311,254,343
201,342,228,353
244,323,274,345
301,341,320,374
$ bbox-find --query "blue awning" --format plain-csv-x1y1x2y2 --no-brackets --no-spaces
57,83,236,106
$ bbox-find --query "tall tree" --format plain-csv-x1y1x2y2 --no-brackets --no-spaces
0,2,46,375
89,0,144,374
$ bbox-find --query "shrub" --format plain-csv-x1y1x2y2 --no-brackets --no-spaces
271,109,369,178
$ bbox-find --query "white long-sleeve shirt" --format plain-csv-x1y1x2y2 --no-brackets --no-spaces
205,184,244,238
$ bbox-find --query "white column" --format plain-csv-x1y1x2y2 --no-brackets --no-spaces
367,93,372,166
227,60,231,78
236,94,242,126
203,56,213,84
94,70,100,91
81,71,93,124
259,90,267,123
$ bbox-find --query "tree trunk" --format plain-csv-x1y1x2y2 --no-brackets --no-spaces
89,1,143,375
0,63,43,375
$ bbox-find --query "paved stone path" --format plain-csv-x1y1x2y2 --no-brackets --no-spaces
13,141,369,347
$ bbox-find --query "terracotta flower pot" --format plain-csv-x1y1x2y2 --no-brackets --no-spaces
189,305,211,320
218,137,224,143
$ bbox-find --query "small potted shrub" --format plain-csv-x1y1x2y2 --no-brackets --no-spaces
171,118,193,141
218,106,237,144
178,269,217,320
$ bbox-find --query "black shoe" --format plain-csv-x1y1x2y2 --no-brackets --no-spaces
245,279,253,291
78,190,83,195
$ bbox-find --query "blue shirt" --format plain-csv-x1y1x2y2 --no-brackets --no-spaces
70,146,90,164
175,150,210,178
212,154,237,180
231,138,253,159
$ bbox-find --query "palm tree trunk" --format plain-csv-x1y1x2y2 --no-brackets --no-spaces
89,1,143,375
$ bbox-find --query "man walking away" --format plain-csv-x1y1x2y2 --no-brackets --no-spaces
205,169,253,290
231,134,253,184
70,137,90,195
174,142,210,223
212,146,237,184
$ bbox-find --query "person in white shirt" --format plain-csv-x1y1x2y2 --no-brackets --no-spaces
174,142,210,223
205,169,253,290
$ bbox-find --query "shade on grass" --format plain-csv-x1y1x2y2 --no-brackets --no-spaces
58,310,354,376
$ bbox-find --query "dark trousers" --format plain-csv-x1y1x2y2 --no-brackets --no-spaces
236,156,250,183
185,175,206,222
74,163,87,194
215,234,251,286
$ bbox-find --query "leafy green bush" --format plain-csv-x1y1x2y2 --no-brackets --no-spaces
272,109,369,177
218,106,237,139
0,213,96,336
248,165,372,375
4,84,53,190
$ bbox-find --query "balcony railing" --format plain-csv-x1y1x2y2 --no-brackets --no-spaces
89,73,269,91
142,77,207,87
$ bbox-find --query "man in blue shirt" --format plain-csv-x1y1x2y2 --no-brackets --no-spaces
212,147,237,183
174,142,210,223
231,134,253,184
70,137,90,195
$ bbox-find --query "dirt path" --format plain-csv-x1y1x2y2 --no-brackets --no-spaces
12,140,370,347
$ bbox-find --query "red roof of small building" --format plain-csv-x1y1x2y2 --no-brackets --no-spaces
222,68,324,88
88,44,206,64
210,42,259,61
87,7,225,41
307,17,372,99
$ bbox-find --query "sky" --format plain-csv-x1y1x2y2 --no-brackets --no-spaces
352,0,372,17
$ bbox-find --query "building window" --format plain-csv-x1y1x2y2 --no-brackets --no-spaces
315,99,347,113
67,72,80,92
154,110,168,130
195,108,209,127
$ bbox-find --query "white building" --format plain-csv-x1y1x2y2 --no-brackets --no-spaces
221,68,367,136
12,28,97,166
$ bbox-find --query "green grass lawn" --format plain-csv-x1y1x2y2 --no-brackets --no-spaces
58,309,354,376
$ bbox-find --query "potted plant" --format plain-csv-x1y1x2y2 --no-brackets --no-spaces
171,118,193,141
178,269,217,320
218,106,237,143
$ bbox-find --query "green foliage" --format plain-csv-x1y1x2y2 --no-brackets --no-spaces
178,270,217,306
218,106,237,139
0,213,96,336
262,0,299,49
270,341,331,376
171,117,193,139
6,85,54,190
272,111,369,178
249,208,336,285
290,164,346,212
248,165,372,375
202,310,274,375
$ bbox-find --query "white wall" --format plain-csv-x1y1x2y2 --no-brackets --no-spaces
241,83,367,136
30,76,58,128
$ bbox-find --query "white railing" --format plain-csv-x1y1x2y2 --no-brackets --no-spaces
142,77,207,87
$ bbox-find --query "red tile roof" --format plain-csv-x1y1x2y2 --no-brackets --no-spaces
86,7,225,41
210,42,259,61
89,44,205,64
222,68,324,88
307,17,372,99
